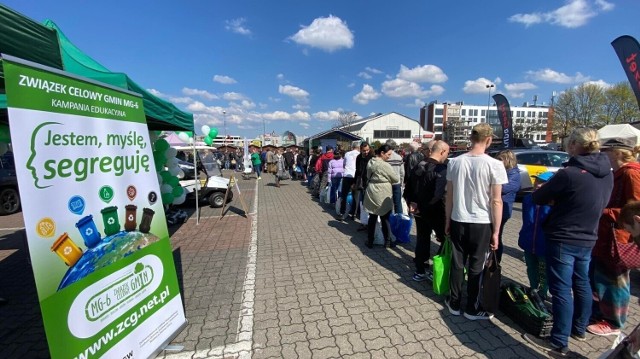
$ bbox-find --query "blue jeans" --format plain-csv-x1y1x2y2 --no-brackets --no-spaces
330,177,341,204
254,165,261,178
546,240,593,348
391,184,402,214
307,172,315,187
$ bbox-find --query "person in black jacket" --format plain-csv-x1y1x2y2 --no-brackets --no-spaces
353,142,373,230
404,140,450,281
523,128,614,357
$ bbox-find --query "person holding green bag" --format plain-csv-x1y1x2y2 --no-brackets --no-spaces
444,123,507,320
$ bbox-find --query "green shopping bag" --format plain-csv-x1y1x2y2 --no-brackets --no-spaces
432,237,452,295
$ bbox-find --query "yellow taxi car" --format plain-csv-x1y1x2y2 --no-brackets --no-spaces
511,149,569,193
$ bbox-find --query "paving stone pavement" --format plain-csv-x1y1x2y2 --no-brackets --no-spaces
2,169,640,358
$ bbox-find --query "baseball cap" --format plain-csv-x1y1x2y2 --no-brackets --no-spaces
534,171,554,182
600,137,635,150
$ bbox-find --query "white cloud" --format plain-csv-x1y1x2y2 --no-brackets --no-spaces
365,67,383,74
276,74,285,80
292,103,310,110
312,110,342,122
357,72,372,80
147,88,165,97
463,78,498,94
347,82,356,88
237,124,257,130
526,68,589,84
397,64,448,83
595,0,614,11
182,87,218,101
229,100,256,110
381,79,426,98
299,122,311,129
288,15,354,52
168,96,193,104
213,75,237,84
353,84,381,105
504,82,537,98
278,85,310,102
509,0,614,29
194,113,222,127
225,18,251,36
223,92,246,101
381,79,444,98
583,79,612,89
262,110,311,121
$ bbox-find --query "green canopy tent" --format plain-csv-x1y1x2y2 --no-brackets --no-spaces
0,4,193,131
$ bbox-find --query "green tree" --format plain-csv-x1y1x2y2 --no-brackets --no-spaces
600,82,640,126
552,83,605,139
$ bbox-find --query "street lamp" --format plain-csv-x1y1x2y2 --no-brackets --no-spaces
222,110,227,139
485,84,495,123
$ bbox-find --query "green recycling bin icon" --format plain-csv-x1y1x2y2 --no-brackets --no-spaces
100,206,121,236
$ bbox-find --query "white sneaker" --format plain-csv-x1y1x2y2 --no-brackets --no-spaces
257,176,261,180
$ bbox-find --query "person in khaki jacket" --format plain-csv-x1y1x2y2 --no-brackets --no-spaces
363,144,399,249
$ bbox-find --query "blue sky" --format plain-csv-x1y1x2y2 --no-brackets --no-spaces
5,0,640,139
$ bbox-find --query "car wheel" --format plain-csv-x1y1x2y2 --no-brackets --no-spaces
0,187,20,215
209,192,225,208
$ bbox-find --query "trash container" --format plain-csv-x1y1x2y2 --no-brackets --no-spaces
51,232,83,266
101,206,121,236
139,207,155,234
75,215,101,248
124,205,137,232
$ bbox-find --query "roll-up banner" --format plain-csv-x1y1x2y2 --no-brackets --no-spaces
2,55,186,359
493,93,514,148
611,35,640,109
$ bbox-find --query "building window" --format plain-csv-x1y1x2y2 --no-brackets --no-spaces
461,109,466,116
435,117,443,124
373,130,412,138
435,108,444,115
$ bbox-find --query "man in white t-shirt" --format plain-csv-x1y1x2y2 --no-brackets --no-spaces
337,143,360,221
444,123,507,321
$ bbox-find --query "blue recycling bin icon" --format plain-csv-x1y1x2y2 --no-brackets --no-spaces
75,215,101,248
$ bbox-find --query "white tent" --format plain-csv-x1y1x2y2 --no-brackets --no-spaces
598,124,640,145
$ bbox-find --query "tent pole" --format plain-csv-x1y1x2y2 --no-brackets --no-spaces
193,136,199,225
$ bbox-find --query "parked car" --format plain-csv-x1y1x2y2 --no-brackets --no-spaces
490,149,569,195
0,151,20,215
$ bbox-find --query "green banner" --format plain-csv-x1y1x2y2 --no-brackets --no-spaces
3,56,186,359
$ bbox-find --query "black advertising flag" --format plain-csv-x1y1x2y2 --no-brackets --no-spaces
493,94,514,148
611,35,640,109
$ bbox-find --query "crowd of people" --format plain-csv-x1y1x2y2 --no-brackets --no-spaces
239,124,640,357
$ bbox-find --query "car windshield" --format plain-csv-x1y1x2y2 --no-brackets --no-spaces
548,152,570,167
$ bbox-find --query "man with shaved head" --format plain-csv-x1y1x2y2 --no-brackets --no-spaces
404,140,450,282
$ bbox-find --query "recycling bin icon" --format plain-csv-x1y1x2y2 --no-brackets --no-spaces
100,206,121,236
139,208,155,234
51,232,83,267
75,215,101,248
124,205,137,232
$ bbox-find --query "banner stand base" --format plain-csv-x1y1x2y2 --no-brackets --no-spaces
163,344,184,352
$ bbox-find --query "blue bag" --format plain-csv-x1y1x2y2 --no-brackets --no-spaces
390,213,412,243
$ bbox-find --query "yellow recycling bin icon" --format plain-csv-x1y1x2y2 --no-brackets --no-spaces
51,232,83,267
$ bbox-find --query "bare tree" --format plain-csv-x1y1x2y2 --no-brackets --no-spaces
552,83,605,138
513,118,546,139
334,111,358,130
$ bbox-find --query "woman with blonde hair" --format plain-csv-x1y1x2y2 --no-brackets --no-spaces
525,127,614,356
588,138,640,337
495,149,520,263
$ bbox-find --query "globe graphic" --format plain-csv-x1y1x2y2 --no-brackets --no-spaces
58,230,160,291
